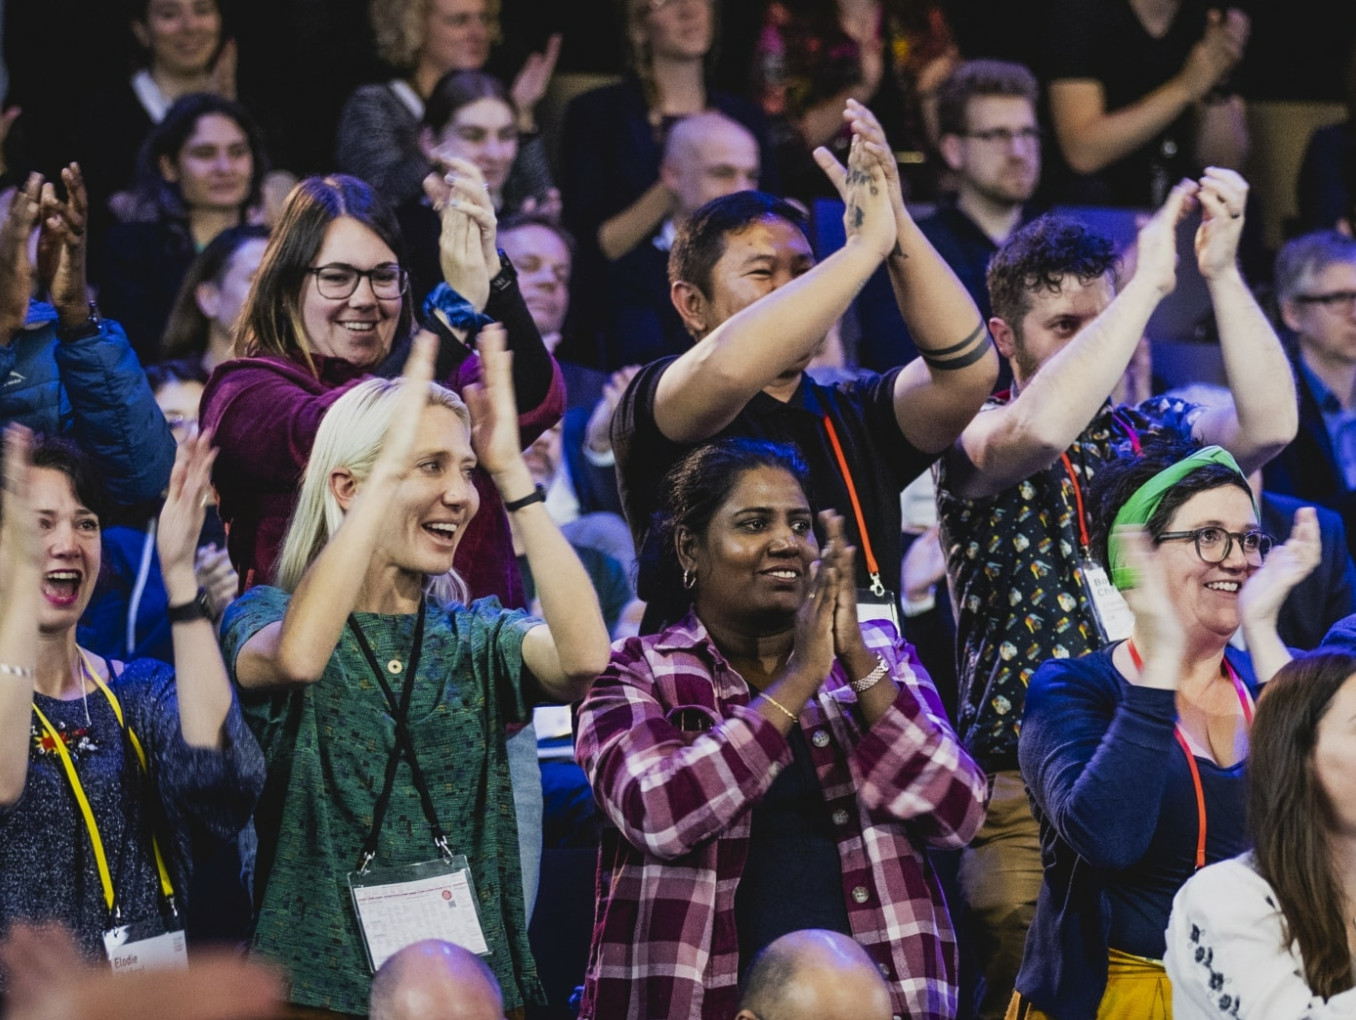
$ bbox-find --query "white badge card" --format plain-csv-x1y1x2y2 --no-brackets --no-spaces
103,920,188,975
855,588,901,631
348,855,489,973
1080,559,1135,643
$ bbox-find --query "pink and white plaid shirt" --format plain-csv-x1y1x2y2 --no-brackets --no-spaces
574,613,987,1020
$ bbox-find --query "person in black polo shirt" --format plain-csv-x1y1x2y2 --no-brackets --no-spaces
613,102,998,633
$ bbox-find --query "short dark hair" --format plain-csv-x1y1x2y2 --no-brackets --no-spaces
668,190,807,300
987,214,1119,331
498,212,575,257
1085,433,1253,570
2,436,110,528
935,59,1039,138
238,175,412,374
423,70,514,135
648,438,810,605
145,358,209,392
129,92,268,222
161,223,270,362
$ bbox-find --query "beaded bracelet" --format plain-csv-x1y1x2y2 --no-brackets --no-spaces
0,662,36,679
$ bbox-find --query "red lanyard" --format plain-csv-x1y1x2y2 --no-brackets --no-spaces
1061,410,1142,554
822,415,885,596
1126,640,1253,870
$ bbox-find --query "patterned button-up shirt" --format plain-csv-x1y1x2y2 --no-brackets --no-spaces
936,395,1199,770
574,612,987,1020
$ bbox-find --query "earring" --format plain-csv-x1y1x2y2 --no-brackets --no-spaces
682,568,696,590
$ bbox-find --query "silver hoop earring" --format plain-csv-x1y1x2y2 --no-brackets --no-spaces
682,568,696,590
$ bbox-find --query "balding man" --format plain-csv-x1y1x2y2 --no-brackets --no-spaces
368,941,506,1020
602,111,762,370
735,930,894,1020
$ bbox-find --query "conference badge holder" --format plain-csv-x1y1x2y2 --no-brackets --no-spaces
348,846,490,973
1080,557,1134,643
856,581,901,631
103,915,187,974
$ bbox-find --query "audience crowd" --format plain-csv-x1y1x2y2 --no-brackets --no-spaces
5,2,1356,1019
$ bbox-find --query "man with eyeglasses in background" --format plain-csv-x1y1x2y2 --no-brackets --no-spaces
1265,230,1356,557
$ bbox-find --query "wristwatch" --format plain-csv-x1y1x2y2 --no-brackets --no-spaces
489,249,517,295
56,302,102,342
167,588,213,624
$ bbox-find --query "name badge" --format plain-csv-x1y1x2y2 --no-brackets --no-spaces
855,587,901,631
348,854,489,973
103,920,187,974
1080,559,1134,642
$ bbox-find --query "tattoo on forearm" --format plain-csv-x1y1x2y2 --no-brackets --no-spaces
919,322,991,370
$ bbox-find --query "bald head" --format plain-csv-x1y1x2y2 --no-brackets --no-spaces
661,112,761,219
735,930,893,1020
369,941,505,1020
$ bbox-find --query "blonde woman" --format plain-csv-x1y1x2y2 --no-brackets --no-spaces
221,331,609,1018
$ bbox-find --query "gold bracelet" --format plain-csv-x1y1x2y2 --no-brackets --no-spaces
760,691,799,723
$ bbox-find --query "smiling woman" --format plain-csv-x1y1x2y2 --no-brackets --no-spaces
198,172,564,603
575,437,986,1020
222,333,608,1015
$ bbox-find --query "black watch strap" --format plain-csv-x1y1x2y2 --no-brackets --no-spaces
489,249,517,294
167,589,210,624
55,303,102,342
503,483,546,512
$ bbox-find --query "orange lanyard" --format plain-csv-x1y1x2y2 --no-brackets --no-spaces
1126,640,1253,870
822,415,885,596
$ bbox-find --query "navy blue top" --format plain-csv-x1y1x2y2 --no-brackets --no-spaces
1016,644,1256,1020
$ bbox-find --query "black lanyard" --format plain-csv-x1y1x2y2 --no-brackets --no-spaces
346,599,451,871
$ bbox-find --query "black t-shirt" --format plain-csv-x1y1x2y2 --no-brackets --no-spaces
1045,0,1214,206
614,359,932,631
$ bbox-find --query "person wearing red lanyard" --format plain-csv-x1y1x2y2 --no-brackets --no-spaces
1010,439,1320,1020
0,425,264,973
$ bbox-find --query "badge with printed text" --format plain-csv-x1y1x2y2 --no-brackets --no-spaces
102,919,187,975
1080,558,1135,642
348,854,489,973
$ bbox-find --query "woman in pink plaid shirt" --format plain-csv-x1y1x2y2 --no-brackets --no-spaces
575,438,987,1020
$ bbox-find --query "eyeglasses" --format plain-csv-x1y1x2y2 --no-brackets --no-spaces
1293,290,1356,311
306,263,407,300
963,126,1043,146
1155,526,1273,566
164,413,197,435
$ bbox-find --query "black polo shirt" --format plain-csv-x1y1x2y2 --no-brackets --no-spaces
614,357,932,632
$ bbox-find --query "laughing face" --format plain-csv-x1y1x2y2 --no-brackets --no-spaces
369,405,481,580
300,217,404,368
1154,484,1260,641
30,468,102,633
681,464,818,630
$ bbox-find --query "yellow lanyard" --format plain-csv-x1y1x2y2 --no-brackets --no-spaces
30,650,176,920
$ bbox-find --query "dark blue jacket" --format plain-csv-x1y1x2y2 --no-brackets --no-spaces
0,301,175,507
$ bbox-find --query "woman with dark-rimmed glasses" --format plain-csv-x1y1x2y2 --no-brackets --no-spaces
199,171,563,603
1008,436,1320,1020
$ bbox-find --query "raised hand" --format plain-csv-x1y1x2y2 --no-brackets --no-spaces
156,430,218,599
510,34,563,132
584,364,640,455
1193,167,1248,279
206,38,238,100
0,175,42,344
1115,526,1187,687
0,107,20,178
1238,506,1321,628
812,111,898,260
788,555,838,695
1180,8,1248,100
0,424,41,593
817,511,868,660
35,164,90,328
373,332,438,482
424,157,499,310
194,543,239,621
1130,177,1197,298
463,325,524,480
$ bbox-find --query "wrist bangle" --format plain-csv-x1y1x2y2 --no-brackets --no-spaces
0,662,35,679
850,654,889,694
167,590,210,624
503,483,546,512
760,691,799,723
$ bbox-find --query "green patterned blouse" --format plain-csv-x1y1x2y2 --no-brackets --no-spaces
221,586,545,1013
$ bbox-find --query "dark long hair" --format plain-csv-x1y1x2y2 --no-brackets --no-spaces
237,175,412,375
1250,653,1356,999
161,223,270,361
0,435,109,528
647,438,810,605
127,92,267,223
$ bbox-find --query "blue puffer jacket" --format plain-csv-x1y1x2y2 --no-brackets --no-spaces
0,301,174,507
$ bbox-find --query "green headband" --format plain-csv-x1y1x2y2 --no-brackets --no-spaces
1106,445,1257,590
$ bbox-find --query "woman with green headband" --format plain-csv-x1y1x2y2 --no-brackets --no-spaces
1007,437,1321,1020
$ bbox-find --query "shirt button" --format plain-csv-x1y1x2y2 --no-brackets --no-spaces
768,762,782,778
832,808,850,826
812,730,830,748
851,885,870,904
878,962,890,978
